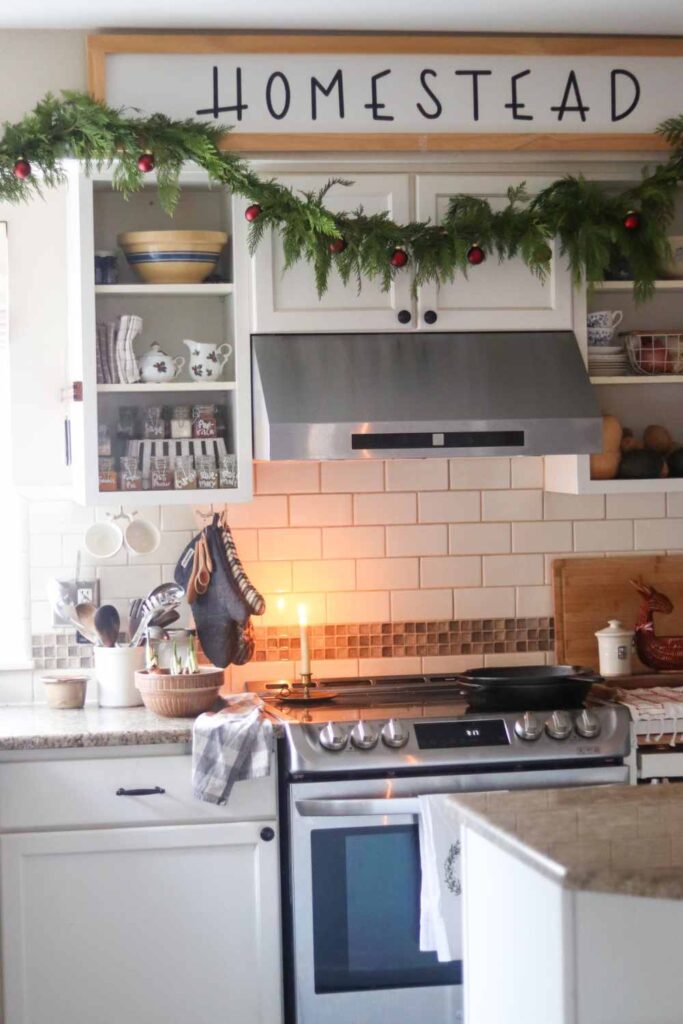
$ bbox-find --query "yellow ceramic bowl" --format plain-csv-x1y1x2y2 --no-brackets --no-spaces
118,230,228,284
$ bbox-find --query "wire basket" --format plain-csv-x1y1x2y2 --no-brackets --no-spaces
623,330,683,376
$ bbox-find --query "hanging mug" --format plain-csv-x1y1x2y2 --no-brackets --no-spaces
183,339,234,382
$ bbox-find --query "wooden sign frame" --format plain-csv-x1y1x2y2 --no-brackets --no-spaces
87,33,683,153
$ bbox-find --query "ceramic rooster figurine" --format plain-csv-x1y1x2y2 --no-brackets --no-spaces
631,579,683,670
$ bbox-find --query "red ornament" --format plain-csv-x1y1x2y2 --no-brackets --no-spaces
328,237,347,255
245,204,262,222
389,247,409,269
467,244,486,266
13,159,31,180
623,211,641,231
137,153,155,173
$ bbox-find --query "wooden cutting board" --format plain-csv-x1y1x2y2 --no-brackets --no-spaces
553,554,683,671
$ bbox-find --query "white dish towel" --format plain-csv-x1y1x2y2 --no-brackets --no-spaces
192,694,272,805
418,794,464,963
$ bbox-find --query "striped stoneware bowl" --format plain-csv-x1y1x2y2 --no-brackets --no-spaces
117,230,228,284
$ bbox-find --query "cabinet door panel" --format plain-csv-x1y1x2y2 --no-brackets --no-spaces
1,821,282,1024
249,174,413,331
416,175,573,331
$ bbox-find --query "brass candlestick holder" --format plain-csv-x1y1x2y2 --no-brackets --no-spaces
300,672,313,699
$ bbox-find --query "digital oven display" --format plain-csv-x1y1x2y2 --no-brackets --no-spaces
414,720,510,749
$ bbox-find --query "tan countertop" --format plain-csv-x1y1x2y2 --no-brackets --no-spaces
0,704,193,750
444,785,683,901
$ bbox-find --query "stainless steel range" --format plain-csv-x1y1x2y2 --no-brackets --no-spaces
265,674,632,1024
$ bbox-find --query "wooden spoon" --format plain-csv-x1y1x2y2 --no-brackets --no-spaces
94,605,121,647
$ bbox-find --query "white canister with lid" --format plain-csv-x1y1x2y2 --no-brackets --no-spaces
595,619,634,677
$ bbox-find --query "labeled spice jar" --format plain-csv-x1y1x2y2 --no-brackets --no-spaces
192,404,217,438
174,455,197,490
196,454,218,489
143,406,166,440
119,455,142,491
98,458,118,492
219,453,238,488
98,424,112,457
116,406,137,439
171,405,192,439
150,455,172,490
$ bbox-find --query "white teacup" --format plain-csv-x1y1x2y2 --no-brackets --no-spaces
587,310,623,330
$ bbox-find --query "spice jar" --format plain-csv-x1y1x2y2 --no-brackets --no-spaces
98,458,118,492
150,455,172,490
116,406,137,439
219,453,238,488
196,454,218,489
143,406,166,440
120,455,142,491
595,620,634,678
192,404,217,438
171,405,193,439
174,455,197,490
98,424,112,457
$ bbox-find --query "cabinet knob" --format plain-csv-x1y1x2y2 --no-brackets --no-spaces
397,309,411,325
260,826,276,842
424,310,438,325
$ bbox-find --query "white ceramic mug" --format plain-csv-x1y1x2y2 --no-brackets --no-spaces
184,340,234,382
123,515,161,556
587,310,623,330
83,520,124,559
94,646,145,707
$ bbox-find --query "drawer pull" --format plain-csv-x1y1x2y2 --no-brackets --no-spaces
116,786,166,797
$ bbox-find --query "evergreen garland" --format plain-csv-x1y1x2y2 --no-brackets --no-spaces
4,90,683,300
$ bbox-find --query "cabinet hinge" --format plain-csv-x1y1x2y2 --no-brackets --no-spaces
72,381,83,402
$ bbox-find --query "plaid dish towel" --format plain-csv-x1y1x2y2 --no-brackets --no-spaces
192,694,272,805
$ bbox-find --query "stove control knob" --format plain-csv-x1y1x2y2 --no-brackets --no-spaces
514,712,543,742
319,722,348,752
350,721,379,750
545,710,573,741
381,719,409,749
575,709,601,739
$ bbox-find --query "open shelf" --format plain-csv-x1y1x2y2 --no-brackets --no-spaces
97,382,236,393
95,284,234,296
590,376,683,385
594,280,683,292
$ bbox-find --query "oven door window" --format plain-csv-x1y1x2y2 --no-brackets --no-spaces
311,824,462,993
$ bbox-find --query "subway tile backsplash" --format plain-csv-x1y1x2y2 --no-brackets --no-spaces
25,457,683,690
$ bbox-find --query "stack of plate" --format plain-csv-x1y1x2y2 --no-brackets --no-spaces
587,345,631,377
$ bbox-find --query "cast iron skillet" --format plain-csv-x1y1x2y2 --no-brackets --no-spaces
456,665,602,712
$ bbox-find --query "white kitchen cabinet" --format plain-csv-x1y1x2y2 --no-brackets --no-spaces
247,173,414,332
1,820,281,1024
64,162,253,506
415,174,574,331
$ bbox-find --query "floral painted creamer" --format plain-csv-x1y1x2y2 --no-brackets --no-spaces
183,340,233,382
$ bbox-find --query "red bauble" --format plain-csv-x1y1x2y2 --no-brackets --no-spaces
245,204,262,222
389,247,409,268
623,211,641,231
328,237,347,255
137,153,155,173
13,159,31,180
467,244,486,266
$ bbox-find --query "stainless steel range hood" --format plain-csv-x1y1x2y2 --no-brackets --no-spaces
252,331,601,460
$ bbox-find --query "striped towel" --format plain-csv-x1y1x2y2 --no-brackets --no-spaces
116,314,142,384
192,695,272,805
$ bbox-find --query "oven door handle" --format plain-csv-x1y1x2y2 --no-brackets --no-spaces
295,797,420,818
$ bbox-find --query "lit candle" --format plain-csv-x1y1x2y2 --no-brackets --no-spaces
298,603,311,678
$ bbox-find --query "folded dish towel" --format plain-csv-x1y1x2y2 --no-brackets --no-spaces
418,794,464,964
192,694,272,805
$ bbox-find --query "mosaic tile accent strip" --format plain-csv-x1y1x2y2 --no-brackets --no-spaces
252,618,555,663
32,631,95,672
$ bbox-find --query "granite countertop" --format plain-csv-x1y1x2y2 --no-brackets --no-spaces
443,785,683,901
0,704,193,750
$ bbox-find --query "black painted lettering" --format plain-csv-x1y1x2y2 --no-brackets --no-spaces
611,68,640,122
311,69,345,121
551,70,590,122
364,69,394,122
265,71,291,120
417,69,442,120
505,69,534,121
196,65,248,121
455,69,492,121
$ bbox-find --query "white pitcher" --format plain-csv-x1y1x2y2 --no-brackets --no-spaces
184,339,233,382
